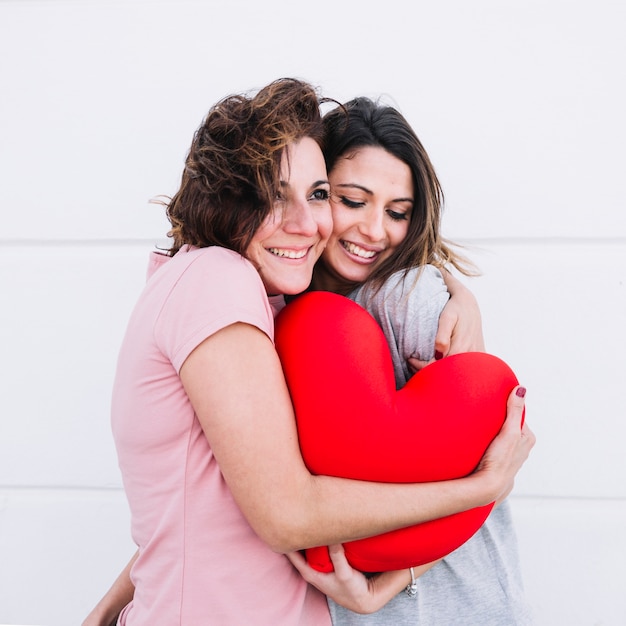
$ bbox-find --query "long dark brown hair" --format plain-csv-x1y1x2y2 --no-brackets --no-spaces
320,97,477,292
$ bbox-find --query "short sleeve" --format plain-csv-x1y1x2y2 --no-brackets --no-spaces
154,247,274,373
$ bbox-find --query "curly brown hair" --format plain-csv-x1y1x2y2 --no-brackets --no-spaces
163,78,327,256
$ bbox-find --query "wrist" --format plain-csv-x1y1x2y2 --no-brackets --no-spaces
463,471,500,508
405,567,418,597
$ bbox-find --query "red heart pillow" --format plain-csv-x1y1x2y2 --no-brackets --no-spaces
274,290,519,573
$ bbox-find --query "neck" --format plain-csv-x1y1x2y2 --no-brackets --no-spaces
311,263,359,297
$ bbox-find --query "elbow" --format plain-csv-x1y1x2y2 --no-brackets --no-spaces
251,510,314,554
235,473,322,553
259,528,292,554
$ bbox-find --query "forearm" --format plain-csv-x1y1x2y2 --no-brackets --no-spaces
259,388,531,553
283,471,497,552
184,324,530,554
82,551,137,626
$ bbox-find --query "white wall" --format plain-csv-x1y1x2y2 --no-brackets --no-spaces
1,0,624,624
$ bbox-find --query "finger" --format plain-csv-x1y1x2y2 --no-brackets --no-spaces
407,356,433,373
505,386,527,430
285,550,305,566
285,551,312,578
434,312,456,358
327,544,351,578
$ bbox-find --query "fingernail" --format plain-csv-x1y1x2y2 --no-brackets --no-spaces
516,386,527,398
435,350,443,360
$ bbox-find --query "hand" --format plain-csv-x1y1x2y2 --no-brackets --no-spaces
435,270,485,356
81,551,137,626
81,610,120,626
286,545,410,614
407,271,484,373
475,386,536,505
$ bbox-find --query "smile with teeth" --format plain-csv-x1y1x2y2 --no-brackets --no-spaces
268,247,308,259
342,241,378,259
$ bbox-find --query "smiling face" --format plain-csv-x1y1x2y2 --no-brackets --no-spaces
245,137,332,296
320,146,413,290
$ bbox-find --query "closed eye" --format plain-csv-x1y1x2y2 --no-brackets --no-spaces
334,194,365,209
387,209,409,221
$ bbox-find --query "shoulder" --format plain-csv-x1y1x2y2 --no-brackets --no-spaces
353,265,447,303
152,247,273,369
150,245,271,327
396,265,447,293
181,245,255,272
166,246,264,292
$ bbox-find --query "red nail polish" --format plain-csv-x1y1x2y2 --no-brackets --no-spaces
435,350,443,360
516,387,527,398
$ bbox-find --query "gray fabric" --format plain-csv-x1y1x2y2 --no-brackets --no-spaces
328,266,533,625
349,266,449,389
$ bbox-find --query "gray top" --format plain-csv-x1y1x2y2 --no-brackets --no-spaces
328,266,533,625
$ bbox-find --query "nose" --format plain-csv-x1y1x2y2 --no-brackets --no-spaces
282,197,318,236
359,206,386,242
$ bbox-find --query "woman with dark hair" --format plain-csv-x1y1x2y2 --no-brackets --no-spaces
290,97,533,625
83,81,534,625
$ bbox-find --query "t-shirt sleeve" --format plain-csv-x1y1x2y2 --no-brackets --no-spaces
154,249,274,373
351,265,450,387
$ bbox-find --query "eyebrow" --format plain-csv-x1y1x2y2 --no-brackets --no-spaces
333,182,372,194
279,179,330,188
333,182,413,203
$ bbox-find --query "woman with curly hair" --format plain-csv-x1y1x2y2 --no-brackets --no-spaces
83,79,533,625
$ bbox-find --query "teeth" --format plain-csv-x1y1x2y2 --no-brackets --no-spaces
343,241,377,259
268,247,307,259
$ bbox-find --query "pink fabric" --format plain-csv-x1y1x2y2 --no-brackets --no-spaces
113,246,330,625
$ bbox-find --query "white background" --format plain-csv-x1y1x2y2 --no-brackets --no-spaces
1,1,625,624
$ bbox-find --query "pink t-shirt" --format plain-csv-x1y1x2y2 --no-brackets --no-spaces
113,246,330,625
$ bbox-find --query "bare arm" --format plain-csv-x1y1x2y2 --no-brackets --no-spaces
82,551,137,626
181,322,533,553
436,270,485,355
84,327,533,620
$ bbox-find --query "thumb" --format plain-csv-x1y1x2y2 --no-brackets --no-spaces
434,313,455,358
506,386,527,430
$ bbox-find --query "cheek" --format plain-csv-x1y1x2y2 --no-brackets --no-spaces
391,221,410,247
318,208,334,242
249,217,277,248
329,205,354,240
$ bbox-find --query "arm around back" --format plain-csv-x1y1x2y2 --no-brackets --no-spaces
180,321,534,553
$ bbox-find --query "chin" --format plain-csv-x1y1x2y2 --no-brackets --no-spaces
341,268,371,285
270,280,309,296
284,284,310,296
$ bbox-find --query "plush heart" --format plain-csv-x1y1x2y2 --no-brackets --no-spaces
274,290,519,573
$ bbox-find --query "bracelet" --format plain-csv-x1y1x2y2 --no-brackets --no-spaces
405,567,418,597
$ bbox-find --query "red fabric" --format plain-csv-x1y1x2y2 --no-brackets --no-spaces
274,291,519,573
